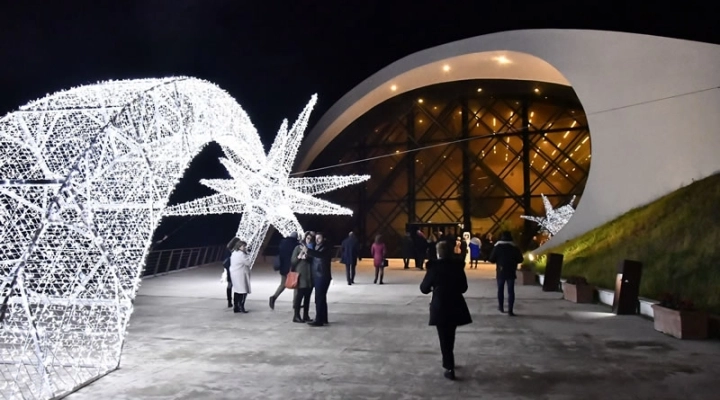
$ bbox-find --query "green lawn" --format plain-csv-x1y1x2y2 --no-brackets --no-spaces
537,173,720,313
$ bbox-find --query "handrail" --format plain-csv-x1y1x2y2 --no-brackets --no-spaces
143,244,226,278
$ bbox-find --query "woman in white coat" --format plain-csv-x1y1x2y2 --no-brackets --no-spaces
230,240,252,313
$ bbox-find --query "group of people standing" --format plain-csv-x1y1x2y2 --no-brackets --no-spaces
221,228,525,380
401,230,498,271
270,231,333,327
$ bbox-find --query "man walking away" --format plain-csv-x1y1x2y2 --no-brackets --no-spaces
269,231,299,310
489,231,524,316
340,231,360,285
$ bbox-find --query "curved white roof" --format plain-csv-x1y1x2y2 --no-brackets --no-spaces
298,29,720,248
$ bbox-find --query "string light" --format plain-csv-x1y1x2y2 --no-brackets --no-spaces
0,77,367,399
521,194,576,236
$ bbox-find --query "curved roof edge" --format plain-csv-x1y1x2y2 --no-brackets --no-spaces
296,29,720,249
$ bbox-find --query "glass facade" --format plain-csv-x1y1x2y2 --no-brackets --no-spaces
303,79,590,255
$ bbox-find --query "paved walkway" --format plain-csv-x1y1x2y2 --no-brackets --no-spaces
68,259,720,400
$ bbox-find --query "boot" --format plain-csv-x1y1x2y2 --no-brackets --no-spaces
302,302,313,323
293,307,303,323
233,293,241,313
226,288,233,308
240,294,248,313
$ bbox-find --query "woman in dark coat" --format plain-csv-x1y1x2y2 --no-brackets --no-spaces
222,237,240,308
489,231,524,316
420,241,472,381
290,232,315,323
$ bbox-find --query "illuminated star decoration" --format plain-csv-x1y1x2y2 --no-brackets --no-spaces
164,94,370,266
521,194,576,236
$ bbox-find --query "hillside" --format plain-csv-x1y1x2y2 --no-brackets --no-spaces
539,173,720,313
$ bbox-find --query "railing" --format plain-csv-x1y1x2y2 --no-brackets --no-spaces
143,245,226,277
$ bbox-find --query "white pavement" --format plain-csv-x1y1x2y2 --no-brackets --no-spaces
67,259,720,400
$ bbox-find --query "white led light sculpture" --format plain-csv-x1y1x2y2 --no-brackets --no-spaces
521,194,576,236
163,95,370,266
0,77,367,399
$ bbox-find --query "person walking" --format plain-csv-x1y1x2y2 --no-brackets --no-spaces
401,232,414,269
489,231,524,316
370,234,387,284
229,240,253,313
305,232,332,327
269,231,299,310
340,231,360,285
469,235,482,269
420,241,472,380
290,232,315,323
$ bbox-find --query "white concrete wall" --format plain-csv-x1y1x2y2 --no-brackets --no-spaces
298,30,720,248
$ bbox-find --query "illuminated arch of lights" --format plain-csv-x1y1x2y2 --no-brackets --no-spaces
0,77,368,399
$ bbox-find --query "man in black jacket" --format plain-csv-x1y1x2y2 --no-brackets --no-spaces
305,232,332,326
420,241,472,381
489,231,524,316
269,231,299,310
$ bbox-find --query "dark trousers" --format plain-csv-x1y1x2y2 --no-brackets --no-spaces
414,256,425,269
294,287,312,311
313,278,331,324
436,324,457,370
344,262,356,283
402,257,410,268
497,276,516,311
271,274,287,299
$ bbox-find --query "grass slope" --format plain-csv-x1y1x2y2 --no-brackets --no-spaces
541,172,720,313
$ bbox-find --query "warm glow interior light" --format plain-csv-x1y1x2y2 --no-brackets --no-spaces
390,84,397,91
418,98,423,103
443,64,451,71
530,111,534,117
492,55,511,64
534,88,540,93
477,88,482,92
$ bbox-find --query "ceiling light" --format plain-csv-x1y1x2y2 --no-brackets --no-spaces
477,88,482,92
443,64,450,71
418,98,423,103
492,55,511,64
390,85,397,91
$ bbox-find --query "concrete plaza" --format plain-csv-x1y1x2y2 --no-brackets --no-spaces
67,259,720,400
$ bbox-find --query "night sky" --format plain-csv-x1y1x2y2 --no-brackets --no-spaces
1,0,716,250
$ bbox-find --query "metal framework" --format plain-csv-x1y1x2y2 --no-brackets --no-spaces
0,77,366,399
310,80,591,253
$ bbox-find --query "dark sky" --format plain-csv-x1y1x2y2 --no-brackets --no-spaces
2,0,718,141
1,0,716,249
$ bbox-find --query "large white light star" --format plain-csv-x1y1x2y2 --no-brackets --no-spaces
521,194,576,236
164,94,369,265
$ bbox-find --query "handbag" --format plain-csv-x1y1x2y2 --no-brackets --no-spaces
285,271,299,289
382,259,389,267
